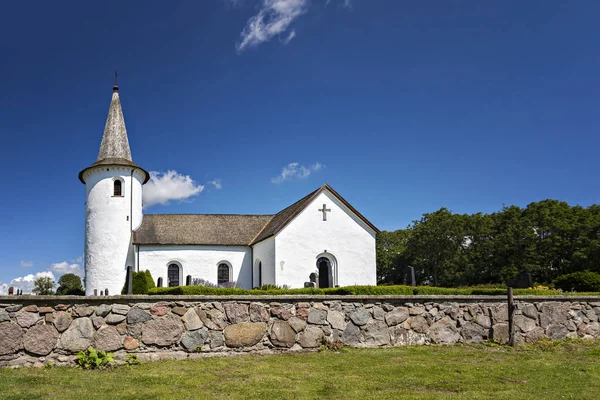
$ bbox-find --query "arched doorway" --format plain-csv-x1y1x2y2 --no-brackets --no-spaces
317,257,333,288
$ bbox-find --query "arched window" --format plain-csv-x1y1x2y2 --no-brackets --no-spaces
113,180,122,196
218,263,230,285
258,261,262,287
168,264,180,287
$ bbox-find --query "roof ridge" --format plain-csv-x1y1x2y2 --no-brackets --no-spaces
144,213,275,217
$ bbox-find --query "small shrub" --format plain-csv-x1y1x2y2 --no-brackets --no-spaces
125,354,141,366
122,270,155,295
76,347,115,369
553,271,600,292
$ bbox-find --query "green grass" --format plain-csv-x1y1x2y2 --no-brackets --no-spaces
1,341,599,399
148,284,600,296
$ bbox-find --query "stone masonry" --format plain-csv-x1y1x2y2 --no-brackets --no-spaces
0,296,599,367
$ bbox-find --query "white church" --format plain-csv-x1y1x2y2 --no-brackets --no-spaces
79,86,378,296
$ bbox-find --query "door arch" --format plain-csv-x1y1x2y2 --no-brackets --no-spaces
315,252,337,288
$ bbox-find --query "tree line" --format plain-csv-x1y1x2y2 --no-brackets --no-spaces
377,200,600,287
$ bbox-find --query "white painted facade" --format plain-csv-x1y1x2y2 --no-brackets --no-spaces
83,166,145,296
252,237,275,287
271,190,377,288
136,245,253,289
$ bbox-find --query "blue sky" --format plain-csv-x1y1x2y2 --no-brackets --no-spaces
0,1,598,292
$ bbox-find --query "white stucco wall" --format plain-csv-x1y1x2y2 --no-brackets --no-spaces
137,245,253,289
273,190,376,288
252,237,275,287
83,166,145,296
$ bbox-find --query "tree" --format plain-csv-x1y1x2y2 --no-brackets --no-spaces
376,230,410,284
32,277,55,295
56,273,84,295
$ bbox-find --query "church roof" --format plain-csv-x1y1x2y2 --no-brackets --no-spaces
133,214,274,246
79,86,149,184
249,184,379,245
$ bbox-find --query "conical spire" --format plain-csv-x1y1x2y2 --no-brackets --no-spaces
97,86,132,161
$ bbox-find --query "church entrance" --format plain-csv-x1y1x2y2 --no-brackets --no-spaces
317,257,333,288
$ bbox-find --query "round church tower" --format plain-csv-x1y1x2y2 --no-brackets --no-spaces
78,86,149,296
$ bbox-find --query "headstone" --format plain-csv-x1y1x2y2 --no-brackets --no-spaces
304,282,316,288
508,272,533,289
126,266,133,295
100,290,104,296
94,289,98,296
8,287,14,296
309,273,317,284
186,275,192,286
105,288,109,296
157,277,163,288
408,266,416,287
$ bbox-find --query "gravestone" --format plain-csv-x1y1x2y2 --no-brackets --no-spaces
8,287,14,296
157,277,163,288
304,282,316,288
186,275,192,286
94,289,98,296
508,272,533,289
105,288,109,296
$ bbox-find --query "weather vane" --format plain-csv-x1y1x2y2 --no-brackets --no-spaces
114,70,118,87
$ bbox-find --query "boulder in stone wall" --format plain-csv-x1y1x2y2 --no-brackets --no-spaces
224,303,250,324
0,310,10,323
38,307,54,314
249,303,270,322
106,313,126,325
142,316,184,347
15,311,41,328
197,309,228,330
123,336,139,350
546,324,568,339
384,307,409,327
429,316,459,344
271,306,293,321
472,313,491,329
298,326,324,348
72,306,95,318
362,320,390,346
524,327,545,343
295,306,309,321
127,308,152,325
585,322,600,337
112,304,131,315
0,322,23,355
5,305,23,312
59,317,94,352
92,317,104,330
116,322,127,335
539,303,569,326
127,323,143,340
150,303,169,316
391,326,428,346
288,316,307,333
181,309,203,331
372,306,385,320
492,323,509,344
409,306,425,316
95,304,112,317
181,327,209,350
341,322,362,345
171,306,187,316
53,311,72,333
460,322,486,344
308,309,327,325
23,324,59,356
93,325,123,352
223,322,266,348
23,305,39,313
269,320,296,348
209,331,224,349
348,308,371,326
491,304,508,323
521,304,538,320
407,316,429,334
327,310,346,331
514,315,537,333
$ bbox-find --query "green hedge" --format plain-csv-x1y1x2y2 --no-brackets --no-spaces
554,271,600,292
147,284,599,296
122,270,156,295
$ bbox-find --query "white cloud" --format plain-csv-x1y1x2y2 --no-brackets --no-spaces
51,261,84,278
19,261,33,268
236,0,309,52
271,162,324,183
281,29,296,44
208,179,223,190
0,271,56,295
143,170,204,208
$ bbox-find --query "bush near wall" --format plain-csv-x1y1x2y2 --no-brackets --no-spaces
147,285,600,296
553,271,600,292
122,270,156,295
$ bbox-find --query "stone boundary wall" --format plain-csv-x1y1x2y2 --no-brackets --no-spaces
0,295,599,367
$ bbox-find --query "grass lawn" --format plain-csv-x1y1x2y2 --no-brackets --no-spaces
1,340,599,400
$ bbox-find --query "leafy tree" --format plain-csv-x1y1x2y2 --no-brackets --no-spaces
32,277,55,295
376,230,410,284
56,273,84,295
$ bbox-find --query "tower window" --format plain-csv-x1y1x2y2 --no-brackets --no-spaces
113,180,122,196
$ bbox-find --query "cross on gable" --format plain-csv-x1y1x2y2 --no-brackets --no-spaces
318,204,331,221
